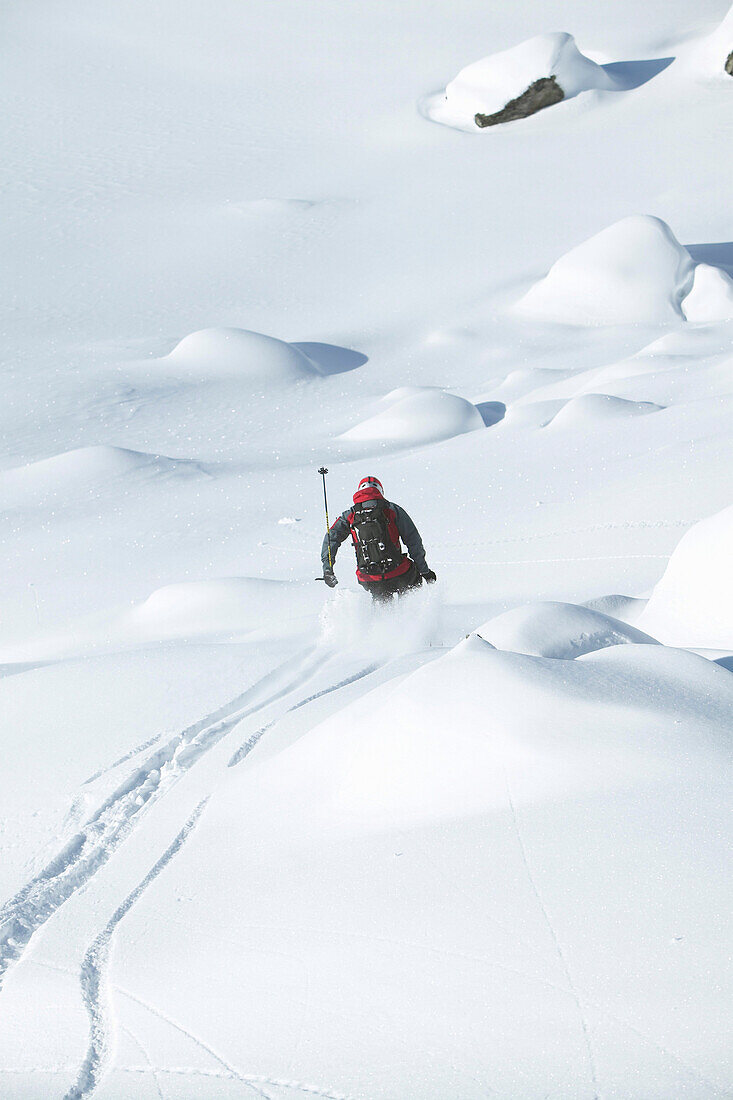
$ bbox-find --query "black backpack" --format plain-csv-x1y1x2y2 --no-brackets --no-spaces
350,499,403,577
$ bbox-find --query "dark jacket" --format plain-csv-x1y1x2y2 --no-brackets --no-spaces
321,491,428,582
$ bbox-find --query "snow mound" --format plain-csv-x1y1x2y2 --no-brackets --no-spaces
340,386,485,447
491,367,574,402
637,505,733,648
681,263,733,322
0,446,194,508
427,32,616,130
164,327,318,382
128,578,318,642
232,637,732,832
475,600,658,658
545,393,663,429
501,399,566,429
583,593,647,624
681,4,733,78
0,579,321,664
514,215,696,325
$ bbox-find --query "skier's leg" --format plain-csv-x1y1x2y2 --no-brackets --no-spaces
395,561,423,598
359,579,393,603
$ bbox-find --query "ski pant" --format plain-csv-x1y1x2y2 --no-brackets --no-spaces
358,560,423,604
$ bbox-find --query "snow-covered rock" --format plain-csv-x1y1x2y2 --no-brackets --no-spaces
476,600,658,658
164,327,318,382
340,386,485,447
681,262,733,322
637,504,733,648
515,215,696,325
427,32,617,130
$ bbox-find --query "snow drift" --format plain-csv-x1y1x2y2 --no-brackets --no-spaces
515,216,696,325
0,446,200,510
163,327,319,382
545,393,663,429
235,636,733,829
426,32,617,130
476,600,658,659
0,578,322,664
340,386,485,447
680,3,733,78
681,263,733,322
637,504,733,648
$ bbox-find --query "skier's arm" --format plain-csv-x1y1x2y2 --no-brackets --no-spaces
321,512,351,572
395,505,428,574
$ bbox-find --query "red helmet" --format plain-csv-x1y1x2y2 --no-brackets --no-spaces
357,476,383,496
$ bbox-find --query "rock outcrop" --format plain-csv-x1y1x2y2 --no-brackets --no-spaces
726,50,733,75
475,75,565,127
425,32,616,132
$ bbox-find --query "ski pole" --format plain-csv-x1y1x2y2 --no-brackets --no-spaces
316,465,333,579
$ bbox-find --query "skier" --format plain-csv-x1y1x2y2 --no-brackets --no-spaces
320,475,437,602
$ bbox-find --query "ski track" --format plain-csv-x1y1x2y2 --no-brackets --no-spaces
263,519,697,564
227,719,278,768
63,799,231,1100
287,662,382,713
118,1064,359,1099
0,646,330,991
442,552,670,567
502,764,601,1100
113,984,350,1100
82,734,164,786
227,662,382,767
119,1025,164,1100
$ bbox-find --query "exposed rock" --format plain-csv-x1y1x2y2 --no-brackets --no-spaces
726,50,733,75
475,75,565,128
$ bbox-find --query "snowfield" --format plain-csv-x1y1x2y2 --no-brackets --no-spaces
1,1,732,1098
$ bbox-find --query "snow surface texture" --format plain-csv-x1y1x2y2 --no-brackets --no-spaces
1,0,733,1097
426,32,618,130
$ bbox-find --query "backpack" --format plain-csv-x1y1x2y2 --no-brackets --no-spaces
349,498,404,577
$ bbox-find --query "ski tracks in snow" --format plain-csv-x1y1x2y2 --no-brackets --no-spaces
67,797,341,1100
0,644,427,1097
0,646,329,990
226,661,382,767
64,799,213,1100
502,764,601,1100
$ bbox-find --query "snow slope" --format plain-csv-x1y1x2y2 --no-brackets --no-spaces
1,0,732,1097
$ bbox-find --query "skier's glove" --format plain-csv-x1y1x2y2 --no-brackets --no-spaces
421,569,437,584
323,570,338,588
